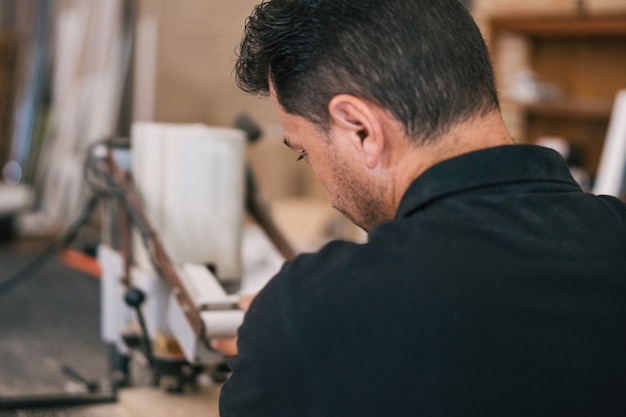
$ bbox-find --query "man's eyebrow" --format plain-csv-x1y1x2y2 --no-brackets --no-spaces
283,137,293,149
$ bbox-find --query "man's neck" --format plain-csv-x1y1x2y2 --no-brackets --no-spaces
388,111,514,213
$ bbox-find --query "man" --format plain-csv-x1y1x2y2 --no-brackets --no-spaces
217,0,626,415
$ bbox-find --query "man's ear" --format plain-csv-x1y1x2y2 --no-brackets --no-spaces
328,94,385,169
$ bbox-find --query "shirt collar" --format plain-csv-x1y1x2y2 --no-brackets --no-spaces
395,144,581,219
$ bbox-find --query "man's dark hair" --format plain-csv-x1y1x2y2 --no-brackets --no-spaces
236,0,499,144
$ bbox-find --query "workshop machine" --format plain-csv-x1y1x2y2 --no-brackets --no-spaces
94,120,294,391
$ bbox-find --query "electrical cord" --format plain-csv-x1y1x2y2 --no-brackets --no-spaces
0,136,128,298
0,194,100,298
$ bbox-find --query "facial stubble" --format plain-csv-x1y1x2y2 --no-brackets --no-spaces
327,151,390,232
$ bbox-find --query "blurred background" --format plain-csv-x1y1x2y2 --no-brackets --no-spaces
1,0,626,239
0,0,625,416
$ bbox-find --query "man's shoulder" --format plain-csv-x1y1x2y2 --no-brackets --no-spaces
273,239,373,294
261,220,427,304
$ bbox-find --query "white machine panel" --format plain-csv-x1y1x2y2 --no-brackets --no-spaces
131,123,246,282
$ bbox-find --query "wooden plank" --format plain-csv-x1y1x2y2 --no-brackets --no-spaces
491,15,626,37
504,98,614,120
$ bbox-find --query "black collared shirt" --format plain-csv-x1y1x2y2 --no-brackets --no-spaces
221,144,626,417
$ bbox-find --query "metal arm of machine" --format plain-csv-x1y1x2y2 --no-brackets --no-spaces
91,136,294,363
105,151,207,341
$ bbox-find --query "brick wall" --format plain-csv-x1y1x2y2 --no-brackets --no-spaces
140,0,278,129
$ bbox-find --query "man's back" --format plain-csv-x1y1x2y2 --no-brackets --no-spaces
220,145,626,416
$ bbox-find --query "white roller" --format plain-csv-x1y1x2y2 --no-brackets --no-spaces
201,310,246,338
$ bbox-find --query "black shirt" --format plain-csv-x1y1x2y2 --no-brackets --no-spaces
220,144,626,417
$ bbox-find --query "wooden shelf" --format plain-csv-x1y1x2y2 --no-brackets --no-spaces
503,97,614,121
491,15,626,38
491,14,626,174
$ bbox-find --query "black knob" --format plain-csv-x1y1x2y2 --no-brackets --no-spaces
124,287,145,307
